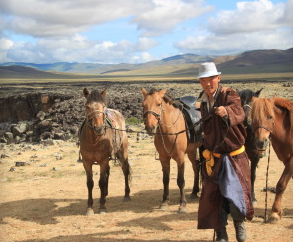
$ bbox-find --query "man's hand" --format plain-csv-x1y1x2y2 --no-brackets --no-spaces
215,106,228,117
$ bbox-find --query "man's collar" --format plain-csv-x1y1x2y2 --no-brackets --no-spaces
200,87,219,102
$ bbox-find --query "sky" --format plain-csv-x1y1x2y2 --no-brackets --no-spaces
0,0,292,64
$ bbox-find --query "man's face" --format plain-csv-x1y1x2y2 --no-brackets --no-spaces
199,75,220,97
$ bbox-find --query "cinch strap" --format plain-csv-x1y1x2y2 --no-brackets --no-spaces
203,145,245,176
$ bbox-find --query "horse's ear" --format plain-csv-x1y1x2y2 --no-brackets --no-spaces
255,88,263,97
101,89,107,98
83,88,89,98
141,88,148,97
159,89,166,97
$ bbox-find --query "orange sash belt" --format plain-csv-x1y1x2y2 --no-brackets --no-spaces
203,145,245,176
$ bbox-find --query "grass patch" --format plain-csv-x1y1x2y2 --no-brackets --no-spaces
126,117,143,125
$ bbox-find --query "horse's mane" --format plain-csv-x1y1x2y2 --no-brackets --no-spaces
252,97,293,134
251,98,274,126
149,88,179,106
272,97,293,134
87,90,106,104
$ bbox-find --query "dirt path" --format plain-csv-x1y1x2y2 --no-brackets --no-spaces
0,126,292,242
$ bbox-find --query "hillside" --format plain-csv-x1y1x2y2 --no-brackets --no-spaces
0,65,79,79
217,48,293,74
0,48,292,79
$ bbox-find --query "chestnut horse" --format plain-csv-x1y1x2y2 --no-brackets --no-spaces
237,88,263,205
79,88,131,215
250,96,293,222
141,88,202,213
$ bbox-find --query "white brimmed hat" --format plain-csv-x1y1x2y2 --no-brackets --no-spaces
197,62,221,78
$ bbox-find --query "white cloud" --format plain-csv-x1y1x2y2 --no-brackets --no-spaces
0,0,153,37
175,28,293,55
0,38,13,49
175,0,293,55
132,0,213,36
2,35,158,64
208,0,286,34
0,0,212,38
135,37,158,51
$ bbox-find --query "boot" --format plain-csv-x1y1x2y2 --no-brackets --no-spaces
215,227,229,242
233,220,246,242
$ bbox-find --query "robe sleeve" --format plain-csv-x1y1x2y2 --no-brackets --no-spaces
223,89,245,126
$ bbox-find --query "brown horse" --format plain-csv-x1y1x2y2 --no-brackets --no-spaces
141,88,202,213
79,88,131,215
250,96,293,222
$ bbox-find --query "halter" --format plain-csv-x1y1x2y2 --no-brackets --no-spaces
143,103,164,122
254,120,275,134
86,109,106,134
243,103,251,109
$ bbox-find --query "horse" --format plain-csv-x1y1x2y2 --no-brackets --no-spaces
79,88,131,215
141,88,202,213
237,88,263,205
250,96,293,222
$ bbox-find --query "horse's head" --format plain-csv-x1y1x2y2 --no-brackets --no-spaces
250,97,275,155
238,88,263,126
83,88,107,135
141,88,166,135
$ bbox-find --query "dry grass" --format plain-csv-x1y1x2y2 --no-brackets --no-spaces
0,129,292,242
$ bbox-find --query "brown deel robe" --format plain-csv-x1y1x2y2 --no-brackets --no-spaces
197,85,254,229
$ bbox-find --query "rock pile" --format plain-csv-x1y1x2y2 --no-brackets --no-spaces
0,82,193,144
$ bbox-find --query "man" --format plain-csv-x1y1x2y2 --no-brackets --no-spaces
197,62,254,242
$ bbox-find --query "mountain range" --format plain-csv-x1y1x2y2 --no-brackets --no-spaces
1,48,293,79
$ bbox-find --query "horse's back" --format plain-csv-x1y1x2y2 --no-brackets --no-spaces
107,108,126,129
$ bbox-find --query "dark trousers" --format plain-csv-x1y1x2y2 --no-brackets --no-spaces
221,196,245,227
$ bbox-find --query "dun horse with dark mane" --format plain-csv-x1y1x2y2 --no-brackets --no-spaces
251,96,293,222
141,88,202,213
79,88,131,215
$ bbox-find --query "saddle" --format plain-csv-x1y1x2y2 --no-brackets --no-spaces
174,96,202,143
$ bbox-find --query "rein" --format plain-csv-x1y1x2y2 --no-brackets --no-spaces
264,140,271,223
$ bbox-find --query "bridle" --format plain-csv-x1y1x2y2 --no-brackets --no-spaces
86,109,106,134
143,102,164,123
254,122,275,134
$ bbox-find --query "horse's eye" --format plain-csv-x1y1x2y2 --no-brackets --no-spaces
269,116,273,119
157,103,160,107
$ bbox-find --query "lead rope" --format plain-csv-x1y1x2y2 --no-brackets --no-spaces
264,140,271,223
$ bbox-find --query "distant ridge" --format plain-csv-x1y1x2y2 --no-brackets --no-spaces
0,65,77,79
0,48,292,79
217,48,293,74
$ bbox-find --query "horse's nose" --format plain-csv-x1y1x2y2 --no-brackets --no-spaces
145,126,156,135
254,138,269,151
93,125,104,135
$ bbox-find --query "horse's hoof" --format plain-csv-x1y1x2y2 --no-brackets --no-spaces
252,200,257,207
98,208,107,214
189,193,199,200
159,204,169,210
267,212,281,223
123,196,131,202
86,208,94,216
178,207,187,214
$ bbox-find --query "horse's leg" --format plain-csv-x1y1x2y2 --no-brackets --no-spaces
159,156,171,210
187,146,200,199
119,148,131,201
177,158,187,213
250,156,259,206
83,161,94,216
98,162,110,213
268,157,293,223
